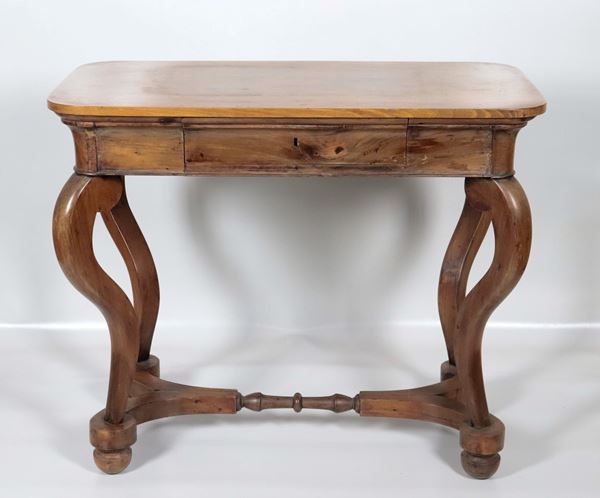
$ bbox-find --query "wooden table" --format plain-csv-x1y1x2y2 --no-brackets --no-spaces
48,61,545,478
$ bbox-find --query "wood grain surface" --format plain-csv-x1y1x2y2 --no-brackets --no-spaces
48,61,546,119
50,62,543,478
63,120,526,178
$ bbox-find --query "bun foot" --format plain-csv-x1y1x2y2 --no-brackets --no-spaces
90,411,137,474
93,448,132,474
459,415,504,478
461,451,500,479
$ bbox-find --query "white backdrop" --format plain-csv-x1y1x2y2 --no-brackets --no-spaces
1,0,599,330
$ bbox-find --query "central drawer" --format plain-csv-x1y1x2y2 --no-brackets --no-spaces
184,126,407,175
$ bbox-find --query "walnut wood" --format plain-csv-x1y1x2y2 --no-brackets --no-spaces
97,127,184,174
127,372,239,423
406,125,492,175
185,125,407,175
59,119,526,178
460,416,505,457
359,378,464,428
92,448,132,475
53,175,139,424
49,62,543,479
440,360,458,383
241,392,359,413
48,61,546,118
53,174,161,419
101,183,160,361
436,177,530,478
68,124,97,174
490,123,526,176
438,202,491,365
460,416,505,479
136,354,160,377
455,177,531,429
90,413,136,453
89,356,238,473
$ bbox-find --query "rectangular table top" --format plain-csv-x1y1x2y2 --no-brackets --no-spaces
48,61,545,120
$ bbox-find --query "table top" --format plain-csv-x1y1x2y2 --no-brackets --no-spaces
48,61,545,120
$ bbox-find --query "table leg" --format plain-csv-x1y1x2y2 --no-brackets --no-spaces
438,191,491,378
53,173,159,473
51,173,531,478
439,176,532,478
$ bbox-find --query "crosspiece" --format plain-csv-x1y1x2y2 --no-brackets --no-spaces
241,392,360,413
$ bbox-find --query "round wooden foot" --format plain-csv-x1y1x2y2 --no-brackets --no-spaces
461,451,500,479
90,411,137,474
459,415,504,479
93,448,132,474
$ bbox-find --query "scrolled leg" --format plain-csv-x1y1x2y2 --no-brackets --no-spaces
450,176,531,478
102,185,159,362
53,173,159,473
438,197,491,370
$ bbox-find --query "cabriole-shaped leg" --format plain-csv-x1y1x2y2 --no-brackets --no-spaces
53,174,159,473
439,176,531,478
52,173,531,478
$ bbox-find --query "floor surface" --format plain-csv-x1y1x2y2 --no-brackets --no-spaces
1,324,599,497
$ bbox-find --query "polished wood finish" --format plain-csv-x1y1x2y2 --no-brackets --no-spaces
96,127,184,174
103,182,160,361
438,176,531,478
60,117,526,178
454,177,531,429
50,61,544,479
242,392,359,413
53,175,140,424
185,125,407,174
360,378,463,427
48,61,545,118
407,125,492,174
438,197,491,366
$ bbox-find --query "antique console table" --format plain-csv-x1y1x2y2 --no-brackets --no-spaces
48,61,545,478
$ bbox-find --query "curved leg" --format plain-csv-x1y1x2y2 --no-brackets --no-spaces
53,173,159,473
438,199,491,371
101,180,160,362
51,173,530,478
451,176,531,478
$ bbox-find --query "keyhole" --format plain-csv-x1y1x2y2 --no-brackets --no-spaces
293,137,300,147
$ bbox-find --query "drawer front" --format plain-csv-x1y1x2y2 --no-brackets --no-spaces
185,126,407,175
72,122,503,177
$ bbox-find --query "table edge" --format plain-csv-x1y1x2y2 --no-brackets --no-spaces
47,101,547,119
